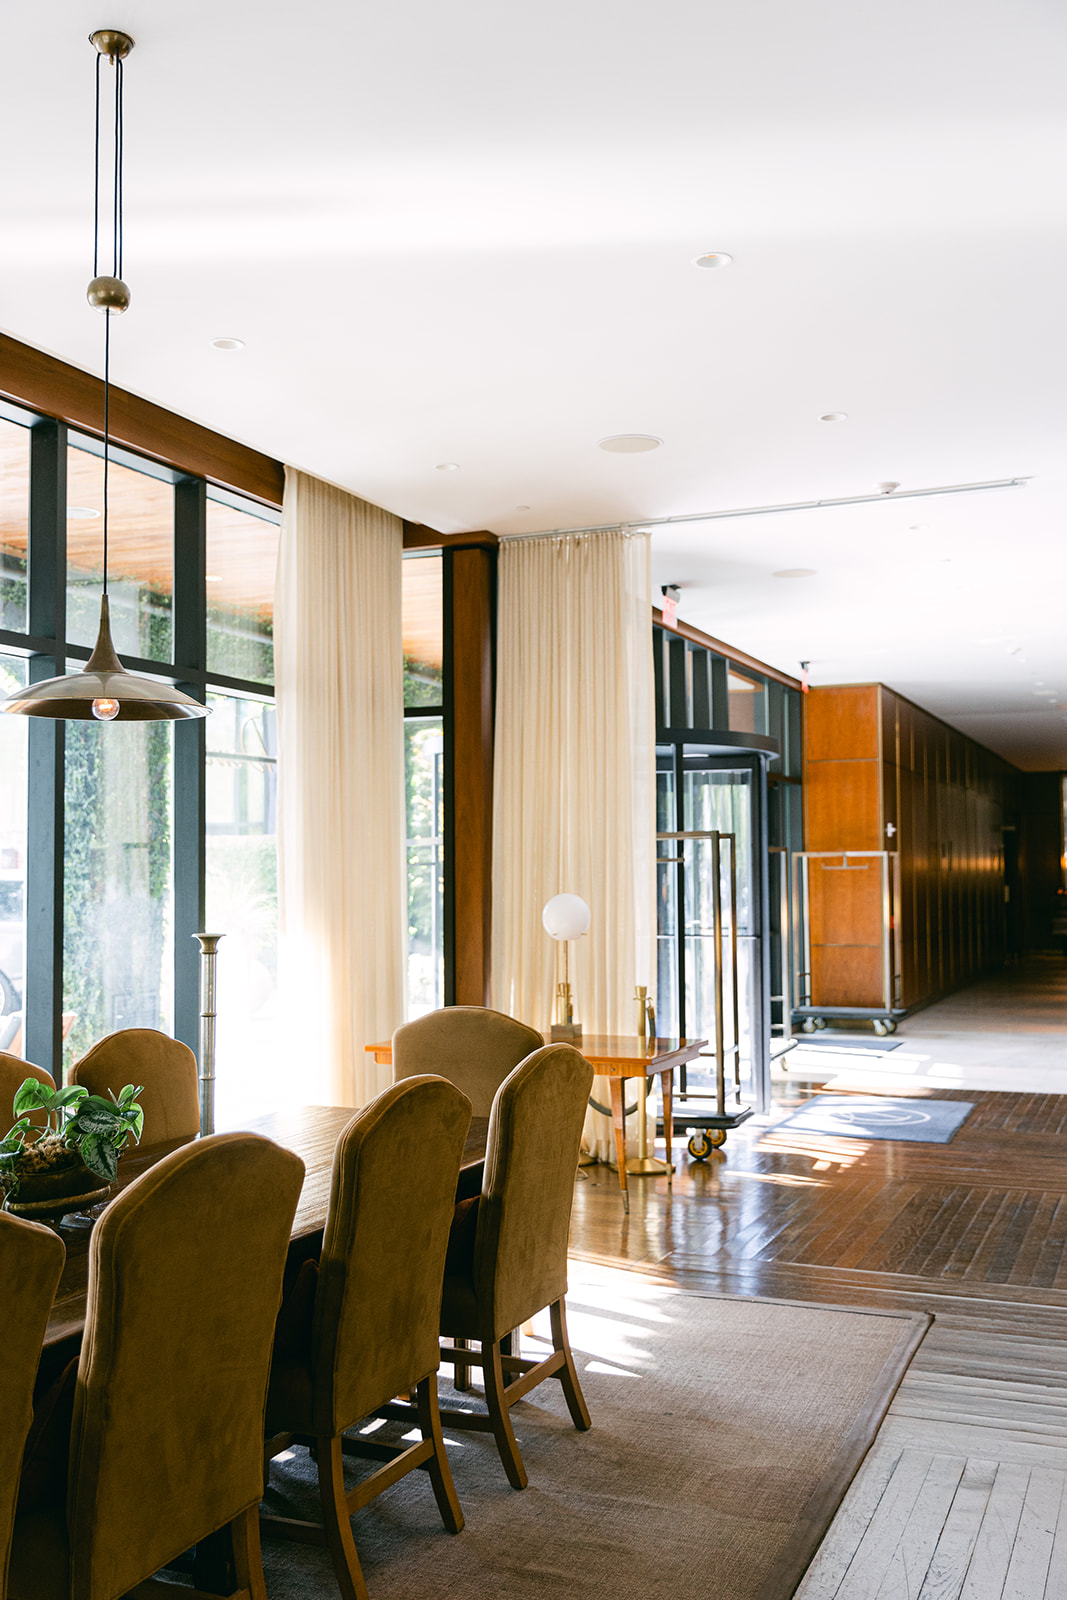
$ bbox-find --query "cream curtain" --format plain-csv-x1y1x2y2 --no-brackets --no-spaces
275,467,405,1108
491,529,656,1159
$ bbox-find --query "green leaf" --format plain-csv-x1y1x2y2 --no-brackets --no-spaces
50,1085,88,1109
67,1107,122,1132
77,1132,118,1182
80,1094,118,1117
12,1079,52,1115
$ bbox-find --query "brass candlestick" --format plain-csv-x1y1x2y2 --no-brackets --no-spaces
627,984,670,1177
193,933,224,1136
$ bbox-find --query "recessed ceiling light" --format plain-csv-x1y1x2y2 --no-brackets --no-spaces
436,462,459,472
206,575,222,582
515,504,531,511
877,481,900,494
67,505,100,520
599,435,662,453
210,337,244,352
693,253,733,269
774,568,817,579
820,412,848,422
1034,689,1057,697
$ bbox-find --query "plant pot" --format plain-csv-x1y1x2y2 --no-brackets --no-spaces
3,1136,111,1223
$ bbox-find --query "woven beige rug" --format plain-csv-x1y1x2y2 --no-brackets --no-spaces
259,1264,928,1600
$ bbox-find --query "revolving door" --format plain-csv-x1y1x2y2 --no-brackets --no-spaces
655,732,778,1125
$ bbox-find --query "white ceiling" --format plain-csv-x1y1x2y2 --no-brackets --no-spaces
4,1,1067,768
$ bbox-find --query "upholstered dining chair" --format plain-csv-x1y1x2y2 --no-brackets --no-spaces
0,1212,65,1600
391,1005,544,1120
0,1052,56,1129
6,1131,304,1600
70,1027,199,1146
432,1042,595,1490
263,1075,473,1600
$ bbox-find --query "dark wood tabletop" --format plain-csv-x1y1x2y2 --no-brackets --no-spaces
40,1104,489,1358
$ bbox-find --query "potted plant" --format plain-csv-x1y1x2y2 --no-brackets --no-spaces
0,1078,144,1218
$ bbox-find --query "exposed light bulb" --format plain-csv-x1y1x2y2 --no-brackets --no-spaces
91,697,120,721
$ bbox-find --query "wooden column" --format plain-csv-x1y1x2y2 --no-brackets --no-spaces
443,545,496,1006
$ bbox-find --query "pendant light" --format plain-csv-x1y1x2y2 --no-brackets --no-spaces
2,29,208,722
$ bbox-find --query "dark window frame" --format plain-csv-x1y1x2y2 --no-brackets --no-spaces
0,397,280,1074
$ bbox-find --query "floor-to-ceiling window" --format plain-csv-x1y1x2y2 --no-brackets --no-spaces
402,553,444,1016
0,398,280,1091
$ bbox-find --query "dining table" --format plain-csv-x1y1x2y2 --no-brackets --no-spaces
36,1103,489,1389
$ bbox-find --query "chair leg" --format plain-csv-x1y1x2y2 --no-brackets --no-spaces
483,1337,528,1490
317,1433,370,1600
452,1335,472,1392
416,1374,464,1534
550,1298,592,1431
229,1505,268,1600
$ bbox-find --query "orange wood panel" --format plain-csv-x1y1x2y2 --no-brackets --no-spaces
803,761,882,852
810,945,884,1008
808,860,884,947
804,685,880,763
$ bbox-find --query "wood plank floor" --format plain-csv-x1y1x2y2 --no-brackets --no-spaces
567,958,1067,1599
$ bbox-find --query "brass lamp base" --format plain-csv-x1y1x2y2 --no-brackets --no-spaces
625,1154,672,1177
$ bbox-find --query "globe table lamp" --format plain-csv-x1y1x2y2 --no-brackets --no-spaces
542,893,591,1042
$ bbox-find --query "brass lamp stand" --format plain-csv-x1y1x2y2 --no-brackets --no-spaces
626,985,671,1177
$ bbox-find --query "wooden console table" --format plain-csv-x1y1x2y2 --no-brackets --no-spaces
366,1033,707,1213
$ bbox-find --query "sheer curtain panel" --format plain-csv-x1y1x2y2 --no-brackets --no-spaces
491,530,656,1159
275,468,405,1107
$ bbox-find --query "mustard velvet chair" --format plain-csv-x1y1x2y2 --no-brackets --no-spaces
0,1212,65,1600
0,1053,56,1130
263,1075,473,1600
6,1131,305,1600
436,1042,595,1490
391,1005,544,1120
70,1027,199,1146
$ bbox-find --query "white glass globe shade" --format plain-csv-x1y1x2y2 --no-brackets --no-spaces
542,893,591,941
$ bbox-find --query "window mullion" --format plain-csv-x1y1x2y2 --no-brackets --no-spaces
24,419,67,1077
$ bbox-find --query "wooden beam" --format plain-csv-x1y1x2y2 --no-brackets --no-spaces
403,520,498,552
653,604,802,692
0,332,284,507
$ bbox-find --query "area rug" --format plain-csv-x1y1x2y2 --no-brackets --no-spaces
790,1034,903,1052
773,1094,974,1144
255,1266,929,1600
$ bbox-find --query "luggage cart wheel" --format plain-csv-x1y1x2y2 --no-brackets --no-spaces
801,1018,817,1034
814,1017,827,1030
872,1019,887,1036
688,1129,727,1161
883,1019,897,1034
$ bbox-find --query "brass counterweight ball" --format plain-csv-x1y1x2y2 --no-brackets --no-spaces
87,275,131,313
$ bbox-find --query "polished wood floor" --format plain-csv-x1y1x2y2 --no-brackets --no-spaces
568,958,1067,1599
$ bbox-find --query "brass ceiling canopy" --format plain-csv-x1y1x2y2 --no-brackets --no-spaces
3,29,207,724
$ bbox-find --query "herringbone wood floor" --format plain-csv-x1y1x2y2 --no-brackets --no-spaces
567,958,1067,1599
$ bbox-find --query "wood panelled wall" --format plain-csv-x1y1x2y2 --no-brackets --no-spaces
804,684,1015,1011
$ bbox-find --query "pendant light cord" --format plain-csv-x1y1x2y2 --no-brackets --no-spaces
92,51,126,600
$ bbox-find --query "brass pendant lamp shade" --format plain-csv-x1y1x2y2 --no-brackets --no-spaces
5,598,207,721
2,28,208,724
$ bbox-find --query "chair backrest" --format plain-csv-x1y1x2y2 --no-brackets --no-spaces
67,1132,304,1600
392,1006,544,1118
474,1043,593,1340
0,1053,56,1130
70,1028,199,1145
0,1212,65,1597
312,1076,472,1437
